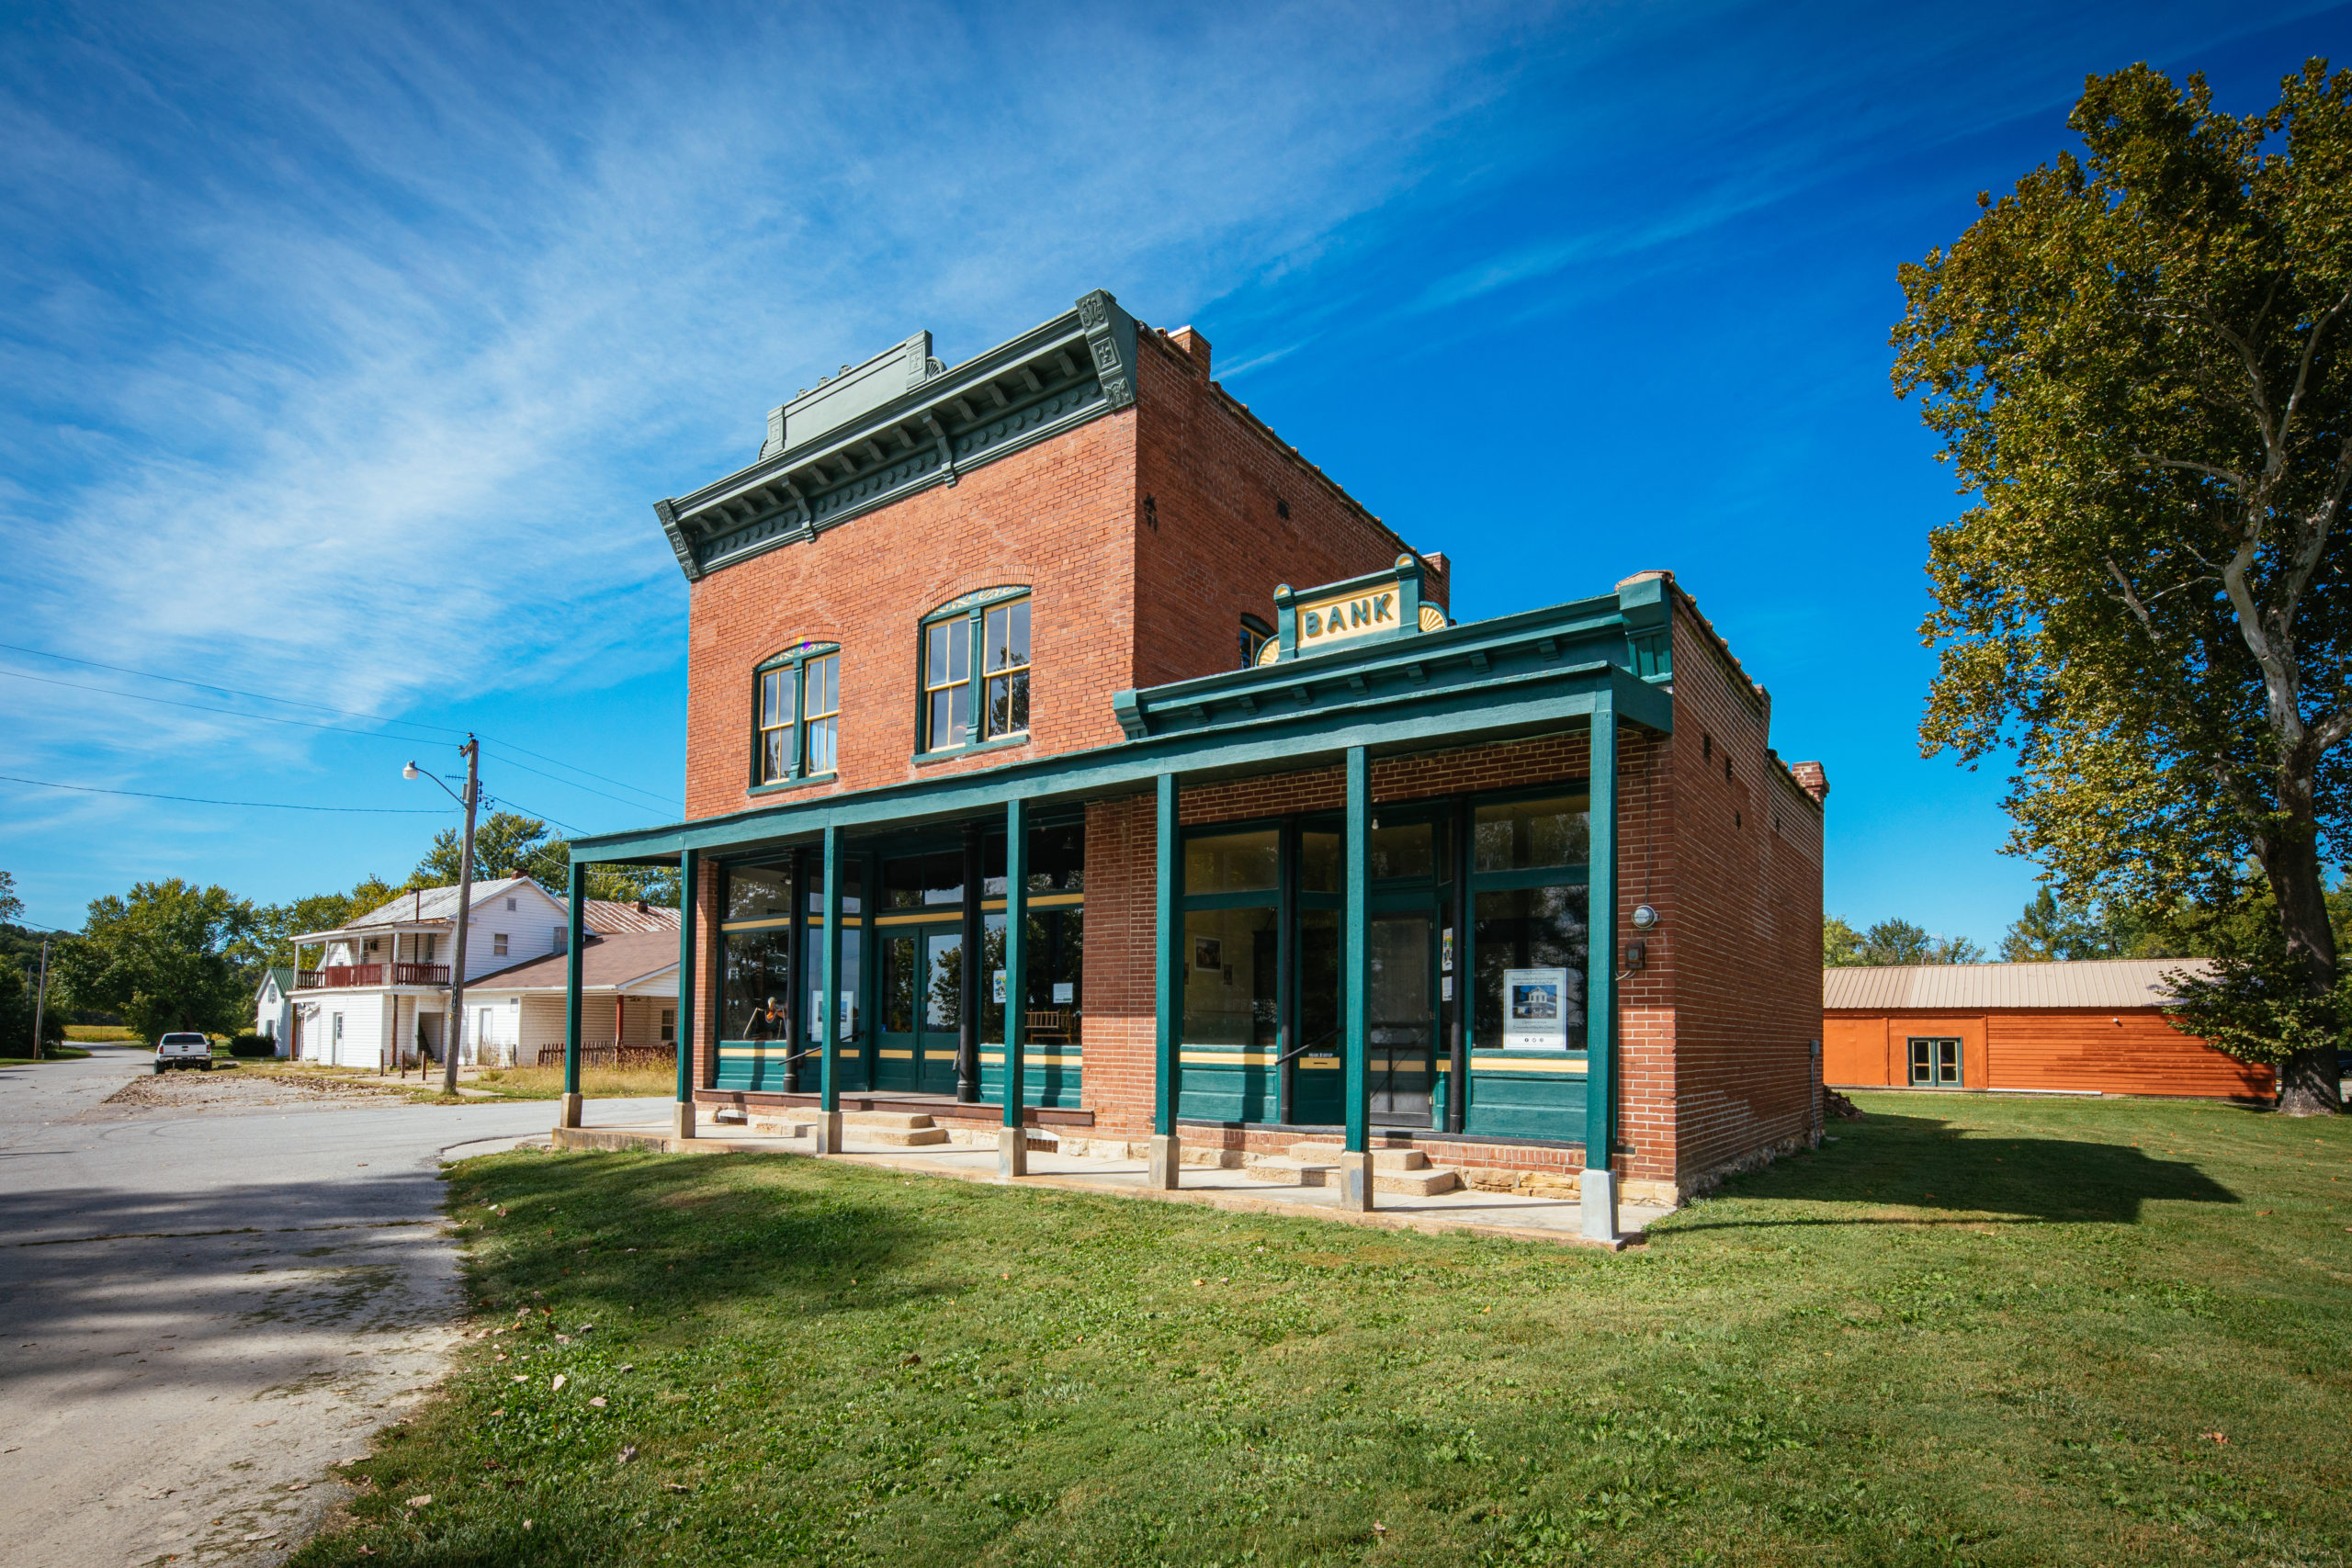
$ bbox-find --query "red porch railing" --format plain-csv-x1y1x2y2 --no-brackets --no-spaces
295,963,451,989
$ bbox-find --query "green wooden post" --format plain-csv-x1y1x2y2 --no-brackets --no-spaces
1582,690,1620,1242
560,860,587,1130
817,824,844,1153
673,849,697,1141
1000,795,1028,1176
1149,773,1181,1188
1342,745,1374,1210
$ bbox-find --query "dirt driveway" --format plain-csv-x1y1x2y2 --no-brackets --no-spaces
0,1047,665,1567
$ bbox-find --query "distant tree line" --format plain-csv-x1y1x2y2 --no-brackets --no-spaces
5,811,679,1045
1827,875,2352,971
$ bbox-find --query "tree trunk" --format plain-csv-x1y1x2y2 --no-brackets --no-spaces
2259,826,2345,1116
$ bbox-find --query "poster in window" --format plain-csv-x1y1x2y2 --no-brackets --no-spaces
992,970,1007,1004
1052,981,1075,1003
1502,966,1569,1050
1193,935,1223,972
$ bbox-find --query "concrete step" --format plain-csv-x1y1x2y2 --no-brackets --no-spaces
1283,1143,1430,1171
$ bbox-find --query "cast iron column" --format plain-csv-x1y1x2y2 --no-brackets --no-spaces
958,821,983,1101
559,859,586,1130
816,825,845,1153
999,795,1028,1177
1148,773,1182,1189
1341,746,1374,1210
784,848,806,1094
672,849,697,1141
1448,795,1472,1134
1582,688,1620,1243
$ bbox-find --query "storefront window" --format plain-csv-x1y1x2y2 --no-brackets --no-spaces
883,852,965,908
724,862,793,921
721,929,791,1040
1182,908,1278,1046
980,908,1085,1044
1297,909,1340,1055
1472,795,1590,873
1300,831,1339,893
805,929,863,1039
1472,886,1589,1047
1368,821,1435,880
1187,830,1279,893
806,859,864,915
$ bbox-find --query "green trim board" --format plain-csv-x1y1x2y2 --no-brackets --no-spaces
571,665,1665,872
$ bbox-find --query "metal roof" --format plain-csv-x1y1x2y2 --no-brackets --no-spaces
468,930,679,993
297,880,681,942
1822,958,2213,1011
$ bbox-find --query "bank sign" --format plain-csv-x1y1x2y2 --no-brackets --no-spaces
1296,588,1398,650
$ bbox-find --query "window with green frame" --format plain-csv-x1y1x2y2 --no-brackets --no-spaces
753,644,841,785
920,588,1030,753
1466,792,1592,1049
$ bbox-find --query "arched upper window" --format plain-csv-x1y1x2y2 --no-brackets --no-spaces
919,587,1030,753
754,642,842,786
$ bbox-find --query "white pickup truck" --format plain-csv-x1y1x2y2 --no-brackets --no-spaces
153,1032,214,1072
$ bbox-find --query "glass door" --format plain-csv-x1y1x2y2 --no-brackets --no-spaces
877,920,963,1094
1368,904,1437,1127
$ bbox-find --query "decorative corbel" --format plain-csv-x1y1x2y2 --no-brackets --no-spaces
921,411,958,487
653,498,703,582
1075,289,1137,411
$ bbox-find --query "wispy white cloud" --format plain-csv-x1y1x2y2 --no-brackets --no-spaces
0,0,1562,783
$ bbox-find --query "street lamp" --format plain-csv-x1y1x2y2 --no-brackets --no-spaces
404,737,480,1096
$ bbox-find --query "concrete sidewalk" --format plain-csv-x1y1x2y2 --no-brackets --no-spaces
546,1118,1673,1247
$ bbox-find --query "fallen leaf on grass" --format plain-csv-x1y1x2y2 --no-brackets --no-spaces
664,1483,690,1493
618,1446,639,1464
407,1495,433,1507
551,1374,567,1393
589,1395,607,1408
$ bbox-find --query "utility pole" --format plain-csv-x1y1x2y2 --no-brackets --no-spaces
406,736,481,1097
445,736,481,1096
30,939,51,1060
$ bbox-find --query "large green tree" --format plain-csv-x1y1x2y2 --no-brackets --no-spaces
56,880,256,1040
1894,61,2352,1112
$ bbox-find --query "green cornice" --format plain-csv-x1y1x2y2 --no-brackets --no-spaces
655,290,1139,581
571,591,1671,868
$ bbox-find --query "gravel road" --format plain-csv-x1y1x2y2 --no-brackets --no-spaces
0,1046,666,1568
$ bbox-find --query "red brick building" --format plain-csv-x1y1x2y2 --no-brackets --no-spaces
565,290,1830,1231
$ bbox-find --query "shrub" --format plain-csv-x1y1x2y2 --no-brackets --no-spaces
228,1032,277,1058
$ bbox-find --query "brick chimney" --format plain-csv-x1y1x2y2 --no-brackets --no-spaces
1168,325,1212,377
1789,761,1830,803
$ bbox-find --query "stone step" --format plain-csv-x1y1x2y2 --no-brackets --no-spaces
863,1125,951,1146
1374,1168,1462,1197
842,1111,937,1130
1283,1143,1430,1171
1242,1156,1336,1188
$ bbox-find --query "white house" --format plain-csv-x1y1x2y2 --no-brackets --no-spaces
288,878,680,1069
253,966,296,1055
465,928,681,1068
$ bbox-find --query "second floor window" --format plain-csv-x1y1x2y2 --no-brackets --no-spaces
983,598,1029,739
754,644,842,785
922,588,1032,752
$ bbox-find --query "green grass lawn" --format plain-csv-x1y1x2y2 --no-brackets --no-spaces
290,1093,2352,1567
0,1043,93,1063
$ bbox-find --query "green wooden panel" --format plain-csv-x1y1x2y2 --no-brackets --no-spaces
1459,1060,1590,1145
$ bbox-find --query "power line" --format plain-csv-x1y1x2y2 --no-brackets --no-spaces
0,641,684,813
0,773,455,815
477,750,677,817
0,668,436,744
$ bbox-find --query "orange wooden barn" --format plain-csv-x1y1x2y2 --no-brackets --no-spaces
1822,959,2274,1102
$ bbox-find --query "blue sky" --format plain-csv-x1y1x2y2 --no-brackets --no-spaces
2,0,2346,942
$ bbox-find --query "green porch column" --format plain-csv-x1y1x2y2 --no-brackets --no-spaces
1582,690,1620,1243
816,824,845,1154
672,849,697,1142
559,859,587,1130
1341,745,1374,1211
999,795,1029,1178
1148,773,1182,1189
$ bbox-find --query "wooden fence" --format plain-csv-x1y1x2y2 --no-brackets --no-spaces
532,1043,678,1071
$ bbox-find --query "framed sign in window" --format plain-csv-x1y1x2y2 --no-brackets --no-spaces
1502,966,1569,1050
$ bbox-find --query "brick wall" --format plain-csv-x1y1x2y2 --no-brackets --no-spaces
1079,794,1157,1136
1657,592,1826,1189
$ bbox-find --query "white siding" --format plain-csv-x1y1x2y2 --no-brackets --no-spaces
458,884,574,983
